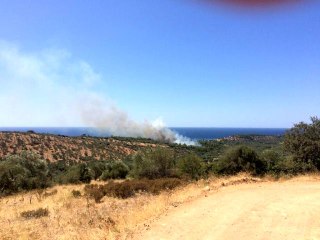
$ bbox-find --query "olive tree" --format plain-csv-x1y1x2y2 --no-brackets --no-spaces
284,117,320,169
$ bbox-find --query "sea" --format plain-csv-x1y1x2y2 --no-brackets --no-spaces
0,127,287,141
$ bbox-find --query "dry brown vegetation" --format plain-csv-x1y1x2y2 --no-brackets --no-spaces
0,174,265,240
84,178,183,201
0,132,164,162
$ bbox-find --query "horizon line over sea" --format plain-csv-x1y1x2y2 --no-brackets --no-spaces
0,127,288,141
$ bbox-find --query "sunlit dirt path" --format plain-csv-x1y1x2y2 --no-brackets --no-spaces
134,180,320,240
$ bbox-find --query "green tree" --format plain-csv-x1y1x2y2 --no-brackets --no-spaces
284,117,320,169
79,163,92,183
260,149,282,172
100,161,129,180
131,147,175,179
177,154,204,180
58,163,92,184
215,146,266,175
87,161,107,180
0,151,50,195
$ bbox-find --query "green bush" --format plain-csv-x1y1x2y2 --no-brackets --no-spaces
79,163,92,183
272,156,316,175
131,148,176,179
100,161,129,180
87,161,107,180
177,154,204,179
58,163,92,184
215,146,266,175
284,116,320,169
0,151,50,196
260,149,283,172
48,160,72,181
52,160,129,183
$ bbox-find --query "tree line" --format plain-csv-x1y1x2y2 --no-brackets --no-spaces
1,117,319,196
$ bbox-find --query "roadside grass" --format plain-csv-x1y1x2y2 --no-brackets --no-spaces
1,174,319,240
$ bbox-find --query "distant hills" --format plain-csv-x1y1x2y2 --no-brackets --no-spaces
0,131,284,163
0,132,163,162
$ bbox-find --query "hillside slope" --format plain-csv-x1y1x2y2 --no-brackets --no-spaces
0,132,162,162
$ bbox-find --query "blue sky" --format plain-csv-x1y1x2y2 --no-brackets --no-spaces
0,0,319,128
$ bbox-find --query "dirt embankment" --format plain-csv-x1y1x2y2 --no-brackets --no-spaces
135,177,320,240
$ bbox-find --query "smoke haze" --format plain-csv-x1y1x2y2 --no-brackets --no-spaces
0,40,195,145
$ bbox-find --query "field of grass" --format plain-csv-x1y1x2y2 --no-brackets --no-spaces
0,174,264,240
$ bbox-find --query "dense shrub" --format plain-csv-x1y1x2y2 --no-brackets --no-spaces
84,184,105,203
147,178,183,194
177,154,204,179
103,181,136,199
50,160,129,184
71,189,82,198
0,151,50,195
260,149,283,172
20,208,49,219
100,161,129,180
131,148,176,179
122,154,135,170
106,178,182,198
84,178,183,200
272,156,316,175
215,146,266,175
284,117,320,169
131,153,158,179
57,163,91,184
48,160,72,180
79,163,92,183
87,161,107,180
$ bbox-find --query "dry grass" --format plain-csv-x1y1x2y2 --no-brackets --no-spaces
1,174,319,240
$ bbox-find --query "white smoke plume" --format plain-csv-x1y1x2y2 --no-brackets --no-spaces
0,40,196,145
79,95,196,144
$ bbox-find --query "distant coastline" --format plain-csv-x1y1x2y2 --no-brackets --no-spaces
0,127,287,140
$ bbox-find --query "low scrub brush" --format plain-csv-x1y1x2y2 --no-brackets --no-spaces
20,208,49,219
84,178,183,201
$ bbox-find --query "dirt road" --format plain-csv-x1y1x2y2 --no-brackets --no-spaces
135,179,320,240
